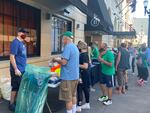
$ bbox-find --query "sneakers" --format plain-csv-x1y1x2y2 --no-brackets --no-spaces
90,87,96,92
76,103,90,112
8,103,16,112
144,80,148,83
81,103,90,109
137,79,144,86
76,106,82,112
103,99,112,105
98,96,108,102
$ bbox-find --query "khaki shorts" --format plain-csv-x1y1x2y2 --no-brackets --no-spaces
117,69,126,86
59,80,78,102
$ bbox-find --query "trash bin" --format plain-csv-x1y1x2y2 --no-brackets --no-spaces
15,64,50,113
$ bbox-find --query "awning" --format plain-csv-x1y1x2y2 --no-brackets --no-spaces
32,0,113,32
85,0,113,33
31,0,71,12
110,31,136,37
31,0,88,13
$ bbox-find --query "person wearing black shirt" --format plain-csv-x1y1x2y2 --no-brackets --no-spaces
76,41,90,112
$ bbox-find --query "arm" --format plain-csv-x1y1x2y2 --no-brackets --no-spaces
53,58,67,65
10,54,21,76
99,56,113,67
115,51,121,70
10,54,18,70
80,63,88,69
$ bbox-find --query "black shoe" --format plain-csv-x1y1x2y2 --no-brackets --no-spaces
8,103,16,112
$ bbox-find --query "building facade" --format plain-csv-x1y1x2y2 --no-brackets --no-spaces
102,0,124,47
0,0,87,79
132,18,148,46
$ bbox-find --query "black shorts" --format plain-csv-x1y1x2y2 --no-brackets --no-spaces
99,73,114,88
10,71,23,91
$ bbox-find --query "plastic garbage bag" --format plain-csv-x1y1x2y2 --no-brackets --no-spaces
0,76,11,100
15,64,51,113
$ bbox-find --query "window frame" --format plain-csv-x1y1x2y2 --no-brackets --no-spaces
0,0,41,61
51,15,72,55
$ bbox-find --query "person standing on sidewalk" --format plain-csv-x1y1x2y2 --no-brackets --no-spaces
53,31,79,113
76,41,90,112
128,43,136,75
116,43,130,94
98,43,115,105
137,46,149,83
9,28,28,111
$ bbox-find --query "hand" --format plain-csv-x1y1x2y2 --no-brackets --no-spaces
100,50,107,57
99,56,104,62
15,69,22,76
52,58,57,62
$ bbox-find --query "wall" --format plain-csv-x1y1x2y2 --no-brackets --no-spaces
101,0,123,47
65,5,87,43
0,0,87,78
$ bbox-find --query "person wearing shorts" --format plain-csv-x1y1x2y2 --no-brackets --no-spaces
116,43,130,94
9,28,28,111
98,43,115,106
53,31,79,113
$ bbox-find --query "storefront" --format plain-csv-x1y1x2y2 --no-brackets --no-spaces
0,0,88,112
84,0,113,46
0,0,41,60
0,0,87,76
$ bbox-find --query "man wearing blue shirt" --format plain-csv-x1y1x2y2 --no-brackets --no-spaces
9,28,28,111
53,31,79,113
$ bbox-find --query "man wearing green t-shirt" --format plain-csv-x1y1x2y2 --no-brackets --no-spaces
98,43,115,106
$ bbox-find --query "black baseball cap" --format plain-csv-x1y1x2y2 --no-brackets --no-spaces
18,28,29,33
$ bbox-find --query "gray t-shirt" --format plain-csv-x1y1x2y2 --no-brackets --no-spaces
118,47,130,70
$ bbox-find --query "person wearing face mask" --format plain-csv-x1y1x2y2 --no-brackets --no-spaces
9,28,28,112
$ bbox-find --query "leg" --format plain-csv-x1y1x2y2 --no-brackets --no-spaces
59,80,73,113
99,74,107,96
81,85,90,109
125,70,128,90
82,86,90,103
117,69,124,94
103,75,114,106
132,57,135,73
66,101,73,112
107,87,113,100
9,71,21,111
122,70,126,93
72,80,78,113
142,68,149,81
77,84,83,106
10,91,17,104
99,84,107,96
138,66,143,79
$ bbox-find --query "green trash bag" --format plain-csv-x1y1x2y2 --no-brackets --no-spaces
15,64,51,113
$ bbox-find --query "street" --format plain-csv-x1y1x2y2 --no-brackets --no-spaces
1,74,150,113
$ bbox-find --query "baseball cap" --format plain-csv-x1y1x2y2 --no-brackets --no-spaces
18,28,29,33
63,31,74,39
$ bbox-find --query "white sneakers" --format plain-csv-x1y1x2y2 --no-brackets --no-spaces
76,103,90,112
76,106,82,112
103,99,112,105
81,103,90,109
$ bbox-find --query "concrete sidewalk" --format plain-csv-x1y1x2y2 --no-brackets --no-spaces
56,74,150,113
0,74,150,113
